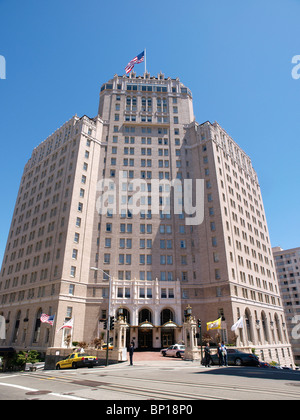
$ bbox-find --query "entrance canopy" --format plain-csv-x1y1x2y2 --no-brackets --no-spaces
139,321,154,329
0,347,15,356
161,321,180,329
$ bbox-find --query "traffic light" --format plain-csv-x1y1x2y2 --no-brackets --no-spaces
197,319,202,329
103,319,107,330
110,316,115,330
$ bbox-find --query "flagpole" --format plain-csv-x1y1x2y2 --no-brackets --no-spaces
144,48,147,73
51,313,57,347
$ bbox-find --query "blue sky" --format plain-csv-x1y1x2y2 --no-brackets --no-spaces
0,0,300,264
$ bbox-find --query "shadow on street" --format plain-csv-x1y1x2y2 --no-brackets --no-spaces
195,366,300,382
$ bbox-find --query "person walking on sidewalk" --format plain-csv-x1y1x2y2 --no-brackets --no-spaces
221,341,228,367
204,342,213,367
217,343,224,367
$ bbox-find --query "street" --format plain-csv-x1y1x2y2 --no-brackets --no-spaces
0,353,300,401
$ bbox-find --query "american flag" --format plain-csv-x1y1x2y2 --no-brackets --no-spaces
40,313,55,326
125,50,145,74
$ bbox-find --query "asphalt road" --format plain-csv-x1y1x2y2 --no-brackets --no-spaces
0,357,300,402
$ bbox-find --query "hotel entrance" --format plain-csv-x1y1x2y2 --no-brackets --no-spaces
138,328,153,349
138,309,154,350
161,331,174,347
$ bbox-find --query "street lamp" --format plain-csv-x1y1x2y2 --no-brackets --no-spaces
185,304,192,321
197,319,203,364
90,267,113,367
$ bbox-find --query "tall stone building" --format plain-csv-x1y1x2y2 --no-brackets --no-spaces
273,246,300,363
0,71,293,366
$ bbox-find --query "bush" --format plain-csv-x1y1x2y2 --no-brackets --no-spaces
15,351,41,369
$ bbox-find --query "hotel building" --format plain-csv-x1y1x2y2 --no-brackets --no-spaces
0,71,293,366
273,246,300,363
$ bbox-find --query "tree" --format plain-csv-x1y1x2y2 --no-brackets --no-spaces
13,351,41,370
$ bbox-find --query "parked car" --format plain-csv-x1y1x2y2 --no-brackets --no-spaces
259,361,271,368
161,344,185,358
206,348,259,366
56,353,98,370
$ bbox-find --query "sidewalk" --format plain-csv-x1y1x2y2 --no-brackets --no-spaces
106,351,202,368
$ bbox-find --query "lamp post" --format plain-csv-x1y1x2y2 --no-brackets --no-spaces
197,318,203,363
185,304,192,320
90,267,112,367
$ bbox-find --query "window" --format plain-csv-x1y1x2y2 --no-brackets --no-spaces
69,284,75,295
168,288,174,298
161,288,167,298
182,272,188,282
70,266,76,277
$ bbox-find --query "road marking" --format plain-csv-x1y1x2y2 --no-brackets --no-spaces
0,381,87,400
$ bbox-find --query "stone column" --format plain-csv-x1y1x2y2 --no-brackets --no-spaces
183,316,200,361
112,316,129,362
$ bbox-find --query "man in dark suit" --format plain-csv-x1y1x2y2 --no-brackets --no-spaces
129,343,134,366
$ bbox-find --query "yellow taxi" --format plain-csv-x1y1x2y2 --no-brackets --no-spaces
101,343,114,350
56,352,98,370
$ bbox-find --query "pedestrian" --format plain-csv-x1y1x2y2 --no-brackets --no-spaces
221,341,228,367
129,343,134,366
217,343,224,367
204,342,213,367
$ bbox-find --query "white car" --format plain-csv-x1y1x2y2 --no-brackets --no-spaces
161,344,185,358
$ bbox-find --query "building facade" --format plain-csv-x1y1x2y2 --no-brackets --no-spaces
0,72,293,366
273,246,300,363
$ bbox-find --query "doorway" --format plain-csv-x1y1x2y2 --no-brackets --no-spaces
138,329,153,349
161,330,175,347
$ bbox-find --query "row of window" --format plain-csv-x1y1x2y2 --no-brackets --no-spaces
91,267,193,283
109,146,182,156
115,286,175,299
116,114,180,124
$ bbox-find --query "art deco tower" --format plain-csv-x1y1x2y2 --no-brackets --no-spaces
0,72,293,366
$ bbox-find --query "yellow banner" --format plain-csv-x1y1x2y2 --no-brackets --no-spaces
206,317,221,331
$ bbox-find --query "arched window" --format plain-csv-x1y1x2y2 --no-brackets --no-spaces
12,310,21,343
160,309,174,325
33,308,42,343
245,308,254,344
261,311,269,343
139,308,152,324
275,313,282,343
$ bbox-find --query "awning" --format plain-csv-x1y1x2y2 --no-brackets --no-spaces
138,321,154,328
161,321,180,328
0,347,15,356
